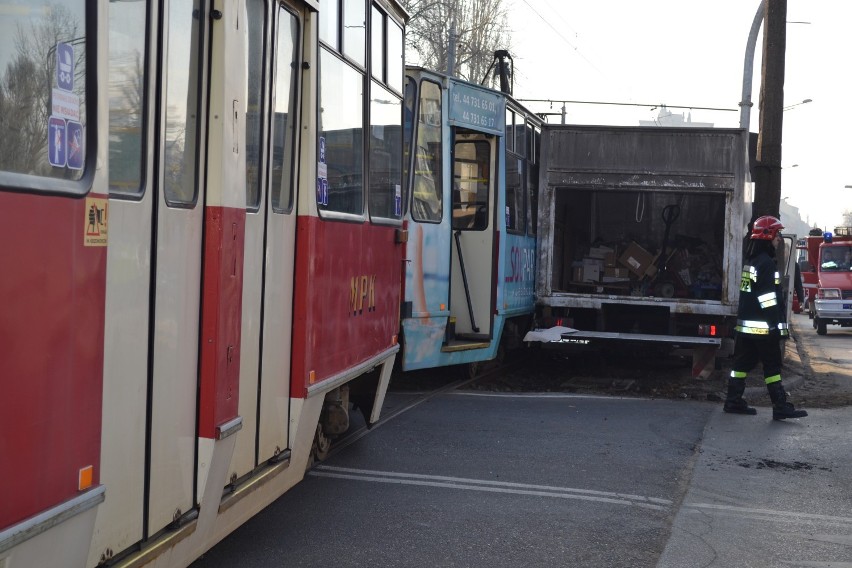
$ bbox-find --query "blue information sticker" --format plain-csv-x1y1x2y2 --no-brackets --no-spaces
48,116,66,167
56,42,74,92
66,120,84,170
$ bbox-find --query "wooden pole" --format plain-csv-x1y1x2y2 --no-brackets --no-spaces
753,0,786,223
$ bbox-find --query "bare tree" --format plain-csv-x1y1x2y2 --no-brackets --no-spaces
401,0,511,85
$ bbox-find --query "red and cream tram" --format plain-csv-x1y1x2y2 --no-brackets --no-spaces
0,0,407,566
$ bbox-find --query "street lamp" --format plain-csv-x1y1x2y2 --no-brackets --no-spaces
739,2,812,128
739,0,764,129
783,98,812,111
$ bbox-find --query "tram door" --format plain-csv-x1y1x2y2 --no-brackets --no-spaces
145,0,209,536
450,132,497,338
229,1,302,480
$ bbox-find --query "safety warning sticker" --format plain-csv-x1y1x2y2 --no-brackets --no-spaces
84,197,108,247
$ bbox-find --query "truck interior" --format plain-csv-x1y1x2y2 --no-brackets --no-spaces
550,189,729,302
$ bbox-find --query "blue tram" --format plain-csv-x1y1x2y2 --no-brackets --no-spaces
399,67,542,373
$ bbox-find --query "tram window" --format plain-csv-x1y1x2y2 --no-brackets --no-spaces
271,8,299,213
163,0,203,207
0,0,88,188
452,140,490,231
402,77,415,208
319,0,339,50
368,81,402,221
370,6,384,82
506,155,525,234
343,0,366,67
515,113,526,158
530,124,540,164
245,0,266,212
528,162,539,236
386,19,403,94
318,49,364,216
410,80,442,223
109,0,146,196
369,5,403,95
505,110,514,153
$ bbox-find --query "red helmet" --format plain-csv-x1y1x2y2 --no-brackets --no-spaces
751,215,784,240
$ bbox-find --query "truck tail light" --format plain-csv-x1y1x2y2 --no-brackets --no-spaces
818,288,842,299
698,324,717,336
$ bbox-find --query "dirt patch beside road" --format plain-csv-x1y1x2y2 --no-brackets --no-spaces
469,344,730,402
785,316,852,408
468,317,851,409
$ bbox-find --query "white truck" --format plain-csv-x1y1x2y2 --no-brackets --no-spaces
532,125,752,378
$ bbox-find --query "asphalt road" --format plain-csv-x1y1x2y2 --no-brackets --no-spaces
192,384,852,567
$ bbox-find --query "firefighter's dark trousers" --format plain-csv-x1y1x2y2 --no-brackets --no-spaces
731,332,782,384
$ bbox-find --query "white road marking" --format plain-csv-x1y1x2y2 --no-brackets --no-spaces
449,391,645,401
310,466,852,531
311,465,670,509
684,502,852,527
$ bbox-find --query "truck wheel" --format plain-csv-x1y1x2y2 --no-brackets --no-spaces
816,319,827,336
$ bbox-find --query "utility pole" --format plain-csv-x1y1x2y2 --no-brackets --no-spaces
752,0,786,223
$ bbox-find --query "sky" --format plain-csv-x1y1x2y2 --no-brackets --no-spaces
504,0,851,231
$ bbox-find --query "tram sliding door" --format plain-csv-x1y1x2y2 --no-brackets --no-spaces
146,0,208,536
229,0,301,481
450,132,496,338
89,0,155,561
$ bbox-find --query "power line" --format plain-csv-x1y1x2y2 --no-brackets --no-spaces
515,98,738,113
518,0,604,77
538,0,581,38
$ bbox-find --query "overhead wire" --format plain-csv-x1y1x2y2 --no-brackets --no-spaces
518,0,606,78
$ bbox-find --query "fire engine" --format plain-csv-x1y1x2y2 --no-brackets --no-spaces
798,228,852,334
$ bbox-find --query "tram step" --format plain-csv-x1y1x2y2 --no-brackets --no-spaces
441,339,491,352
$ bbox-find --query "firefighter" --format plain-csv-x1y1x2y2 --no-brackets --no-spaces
724,215,808,420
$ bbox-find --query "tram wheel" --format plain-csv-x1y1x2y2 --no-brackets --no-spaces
466,361,481,380
312,423,332,462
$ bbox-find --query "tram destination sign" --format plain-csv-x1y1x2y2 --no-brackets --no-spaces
448,80,505,136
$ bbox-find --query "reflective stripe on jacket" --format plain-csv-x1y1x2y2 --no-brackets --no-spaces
737,251,787,336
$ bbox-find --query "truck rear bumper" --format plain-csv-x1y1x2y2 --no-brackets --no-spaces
550,329,721,347
525,327,725,379
814,299,852,322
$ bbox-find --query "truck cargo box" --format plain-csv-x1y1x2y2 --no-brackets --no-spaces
534,125,749,373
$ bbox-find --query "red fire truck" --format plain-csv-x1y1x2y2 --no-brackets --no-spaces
799,228,852,334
